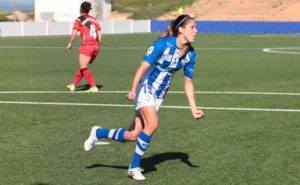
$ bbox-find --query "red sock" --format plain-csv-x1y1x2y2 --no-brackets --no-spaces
72,69,83,86
82,68,96,87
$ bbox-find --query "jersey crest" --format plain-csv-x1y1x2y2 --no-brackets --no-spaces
146,46,154,56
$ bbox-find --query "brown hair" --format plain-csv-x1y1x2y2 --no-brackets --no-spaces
80,1,92,13
161,14,193,38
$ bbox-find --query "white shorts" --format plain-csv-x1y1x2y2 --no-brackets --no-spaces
135,83,163,111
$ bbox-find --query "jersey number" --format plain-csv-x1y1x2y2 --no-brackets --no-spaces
89,25,97,39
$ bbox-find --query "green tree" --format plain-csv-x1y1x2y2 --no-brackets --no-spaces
0,13,9,22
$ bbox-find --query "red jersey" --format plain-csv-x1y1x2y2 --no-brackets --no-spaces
73,13,101,46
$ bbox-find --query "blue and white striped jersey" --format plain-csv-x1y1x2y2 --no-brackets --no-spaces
142,36,196,99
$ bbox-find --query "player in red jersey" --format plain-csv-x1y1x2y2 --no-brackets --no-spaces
66,1,102,92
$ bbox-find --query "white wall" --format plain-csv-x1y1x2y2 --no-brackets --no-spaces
0,20,151,37
34,0,111,22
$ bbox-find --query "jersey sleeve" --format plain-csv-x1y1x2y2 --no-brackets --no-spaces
95,22,101,31
143,38,166,65
183,51,196,78
73,19,81,30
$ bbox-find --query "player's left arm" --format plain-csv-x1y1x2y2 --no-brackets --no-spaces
184,77,204,119
97,30,102,44
183,51,204,119
95,21,102,43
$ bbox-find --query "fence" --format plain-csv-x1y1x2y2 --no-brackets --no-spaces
1,20,300,37
0,20,151,37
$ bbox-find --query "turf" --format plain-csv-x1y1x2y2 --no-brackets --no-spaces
0,33,299,185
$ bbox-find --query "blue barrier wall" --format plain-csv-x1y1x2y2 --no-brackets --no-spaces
151,20,300,34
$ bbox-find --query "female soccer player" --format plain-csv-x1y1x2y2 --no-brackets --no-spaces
66,1,102,92
84,14,204,180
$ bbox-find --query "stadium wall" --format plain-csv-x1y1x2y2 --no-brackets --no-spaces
151,20,300,34
0,20,151,37
1,20,300,37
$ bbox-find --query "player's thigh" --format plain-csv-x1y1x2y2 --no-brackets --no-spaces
79,53,91,68
79,45,98,67
89,46,99,64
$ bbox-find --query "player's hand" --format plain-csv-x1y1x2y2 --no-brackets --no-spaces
66,43,72,50
192,108,204,119
126,92,135,101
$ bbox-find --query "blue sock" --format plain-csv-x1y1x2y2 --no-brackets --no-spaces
96,128,109,139
96,128,126,142
130,132,152,168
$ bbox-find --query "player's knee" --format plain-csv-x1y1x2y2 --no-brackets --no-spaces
152,123,159,131
146,122,159,134
80,64,88,69
127,131,139,141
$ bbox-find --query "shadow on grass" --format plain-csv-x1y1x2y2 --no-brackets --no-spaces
86,152,198,174
141,152,199,174
76,84,103,91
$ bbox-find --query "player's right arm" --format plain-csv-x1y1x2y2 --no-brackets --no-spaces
67,19,81,51
127,38,166,100
66,29,78,50
127,61,151,100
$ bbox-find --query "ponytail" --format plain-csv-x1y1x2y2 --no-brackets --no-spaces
160,24,173,38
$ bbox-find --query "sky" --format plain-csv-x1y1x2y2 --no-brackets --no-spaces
0,0,34,12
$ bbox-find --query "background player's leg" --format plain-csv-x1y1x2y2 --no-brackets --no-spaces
79,54,97,91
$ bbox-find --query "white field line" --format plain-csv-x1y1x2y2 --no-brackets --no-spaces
0,46,262,50
3,45,300,55
262,47,300,55
5,45,299,54
251,34,300,38
0,100,299,112
4,45,300,55
0,46,64,49
0,90,299,96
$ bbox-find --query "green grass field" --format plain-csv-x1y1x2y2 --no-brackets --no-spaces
0,33,299,185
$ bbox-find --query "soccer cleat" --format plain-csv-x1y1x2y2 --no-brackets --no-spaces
67,84,75,92
86,86,99,93
128,166,146,181
84,126,101,151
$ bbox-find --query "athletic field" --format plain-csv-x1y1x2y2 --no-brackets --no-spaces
0,33,299,185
